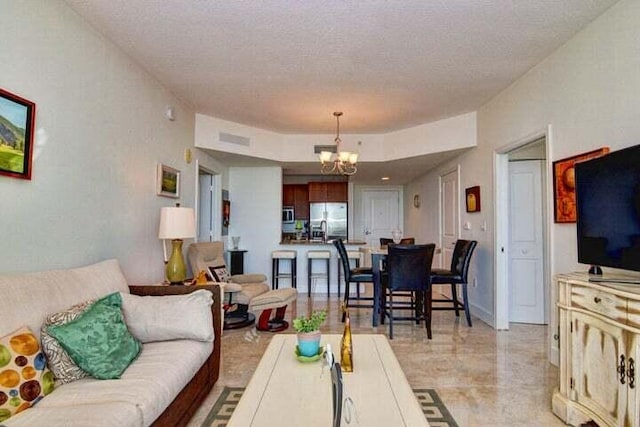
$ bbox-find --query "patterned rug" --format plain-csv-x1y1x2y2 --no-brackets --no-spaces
202,386,458,426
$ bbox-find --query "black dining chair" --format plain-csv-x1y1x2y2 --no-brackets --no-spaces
333,239,374,322
382,243,435,339
430,239,477,327
380,237,415,247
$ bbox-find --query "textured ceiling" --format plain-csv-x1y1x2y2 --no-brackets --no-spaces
65,0,618,134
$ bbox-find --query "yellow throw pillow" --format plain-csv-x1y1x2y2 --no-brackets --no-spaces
0,326,55,423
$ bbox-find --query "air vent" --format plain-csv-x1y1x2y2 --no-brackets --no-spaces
314,145,337,154
219,132,250,146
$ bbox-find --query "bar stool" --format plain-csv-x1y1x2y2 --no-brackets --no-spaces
307,250,331,297
337,250,361,298
271,250,297,290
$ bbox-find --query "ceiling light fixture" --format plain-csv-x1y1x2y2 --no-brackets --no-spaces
319,112,358,176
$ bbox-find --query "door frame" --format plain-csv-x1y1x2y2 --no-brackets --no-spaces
494,125,555,359
194,160,222,243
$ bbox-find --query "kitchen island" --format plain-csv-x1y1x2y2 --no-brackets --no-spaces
275,239,367,295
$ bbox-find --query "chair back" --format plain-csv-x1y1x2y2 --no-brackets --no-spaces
380,237,415,246
333,239,352,281
449,240,478,281
386,244,435,291
187,241,227,277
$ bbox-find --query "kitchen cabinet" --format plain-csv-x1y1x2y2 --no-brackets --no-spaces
282,184,309,220
308,182,347,202
553,274,640,427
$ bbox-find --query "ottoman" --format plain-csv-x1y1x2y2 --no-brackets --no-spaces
250,288,298,332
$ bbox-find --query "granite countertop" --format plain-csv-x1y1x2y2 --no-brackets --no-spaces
279,239,366,246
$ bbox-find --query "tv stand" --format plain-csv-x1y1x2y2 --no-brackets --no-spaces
588,265,602,275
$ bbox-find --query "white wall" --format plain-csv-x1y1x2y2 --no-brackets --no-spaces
404,0,640,325
0,0,226,283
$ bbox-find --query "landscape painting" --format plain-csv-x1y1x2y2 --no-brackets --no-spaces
0,88,36,179
156,163,180,198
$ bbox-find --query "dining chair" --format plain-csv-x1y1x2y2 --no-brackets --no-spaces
333,239,374,322
382,243,435,339
430,239,477,327
379,237,415,247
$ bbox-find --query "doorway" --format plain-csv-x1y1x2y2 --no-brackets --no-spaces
495,128,555,361
195,163,221,243
361,187,401,247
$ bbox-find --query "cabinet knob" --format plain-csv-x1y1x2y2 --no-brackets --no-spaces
594,296,602,304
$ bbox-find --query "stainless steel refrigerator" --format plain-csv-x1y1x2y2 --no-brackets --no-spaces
309,202,347,240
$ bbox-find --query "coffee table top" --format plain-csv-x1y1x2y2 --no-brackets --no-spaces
228,334,428,427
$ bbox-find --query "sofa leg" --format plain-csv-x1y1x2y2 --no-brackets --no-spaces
257,305,290,332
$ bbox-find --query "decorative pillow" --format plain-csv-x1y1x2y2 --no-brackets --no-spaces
45,293,141,380
0,326,55,423
41,299,95,386
120,290,214,343
208,265,229,282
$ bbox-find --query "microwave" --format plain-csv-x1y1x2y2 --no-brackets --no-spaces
282,206,295,223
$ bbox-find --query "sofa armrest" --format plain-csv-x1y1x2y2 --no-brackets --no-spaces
229,273,267,284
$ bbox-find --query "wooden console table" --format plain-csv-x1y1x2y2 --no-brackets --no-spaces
553,273,640,427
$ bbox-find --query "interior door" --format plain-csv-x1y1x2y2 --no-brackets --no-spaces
438,169,459,298
362,189,400,248
198,173,214,242
509,160,545,324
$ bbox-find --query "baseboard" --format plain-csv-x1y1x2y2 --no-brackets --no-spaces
470,302,495,328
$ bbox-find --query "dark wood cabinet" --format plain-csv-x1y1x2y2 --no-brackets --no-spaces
308,182,348,202
283,184,309,220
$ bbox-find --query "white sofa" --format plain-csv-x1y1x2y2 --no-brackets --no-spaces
0,259,221,427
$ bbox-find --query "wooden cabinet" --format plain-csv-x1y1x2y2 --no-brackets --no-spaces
553,274,640,427
308,182,347,202
282,184,309,220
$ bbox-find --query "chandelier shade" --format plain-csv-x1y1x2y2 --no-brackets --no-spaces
319,112,358,176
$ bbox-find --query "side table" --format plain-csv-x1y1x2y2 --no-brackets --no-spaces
227,250,247,275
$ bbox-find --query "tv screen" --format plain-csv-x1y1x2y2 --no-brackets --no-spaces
576,144,640,272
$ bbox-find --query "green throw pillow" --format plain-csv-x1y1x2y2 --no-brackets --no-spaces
46,292,141,380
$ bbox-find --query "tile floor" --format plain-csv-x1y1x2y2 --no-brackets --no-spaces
187,293,565,427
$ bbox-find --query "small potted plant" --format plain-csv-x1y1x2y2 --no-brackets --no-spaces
293,310,327,357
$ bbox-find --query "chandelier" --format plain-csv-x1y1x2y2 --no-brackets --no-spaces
319,112,358,176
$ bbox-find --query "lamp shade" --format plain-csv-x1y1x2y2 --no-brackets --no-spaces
158,207,196,239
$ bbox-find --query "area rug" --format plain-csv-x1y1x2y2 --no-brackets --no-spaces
201,386,458,427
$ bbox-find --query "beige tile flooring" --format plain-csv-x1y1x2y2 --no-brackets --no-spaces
187,293,565,427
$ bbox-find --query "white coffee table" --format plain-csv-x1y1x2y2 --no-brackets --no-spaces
228,334,429,426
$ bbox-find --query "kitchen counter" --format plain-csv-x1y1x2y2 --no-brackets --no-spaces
279,239,366,246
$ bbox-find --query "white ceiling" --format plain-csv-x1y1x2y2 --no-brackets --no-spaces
64,0,618,182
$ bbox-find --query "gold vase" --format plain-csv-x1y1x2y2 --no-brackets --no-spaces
340,307,353,372
166,239,186,284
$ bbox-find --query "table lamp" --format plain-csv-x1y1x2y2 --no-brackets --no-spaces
158,205,196,284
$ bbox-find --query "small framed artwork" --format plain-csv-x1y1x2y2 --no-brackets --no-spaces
156,163,180,198
465,186,481,213
0,88,36,180
222,199,230,227
553,147,609,223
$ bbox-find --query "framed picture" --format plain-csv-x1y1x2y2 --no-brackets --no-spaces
0,88,36,180
553,147,609,223
222,199,230,227
465,186,481,212
156,163,180,198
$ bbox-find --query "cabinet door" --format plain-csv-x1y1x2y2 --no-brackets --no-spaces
283,185,295,206
571,311,627,426
627,333,640,427
308,182,327,202
293,185,309,219
326,182,348,202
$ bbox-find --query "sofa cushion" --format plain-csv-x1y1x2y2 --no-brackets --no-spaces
120,290,214,343
46,293,141,380
0,326,55,423
32,340,213,426
0,260,130,342
40,299,95,386
1,400,143,427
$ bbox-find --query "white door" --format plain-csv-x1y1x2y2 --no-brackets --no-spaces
509,160,545,324
438,169,459,298
439,169,459,269
362,189,400,248
198,173,214,242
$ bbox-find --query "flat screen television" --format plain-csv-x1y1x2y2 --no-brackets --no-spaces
575,144,640,274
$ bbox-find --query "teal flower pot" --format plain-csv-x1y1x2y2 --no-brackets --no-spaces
297,331,321,357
